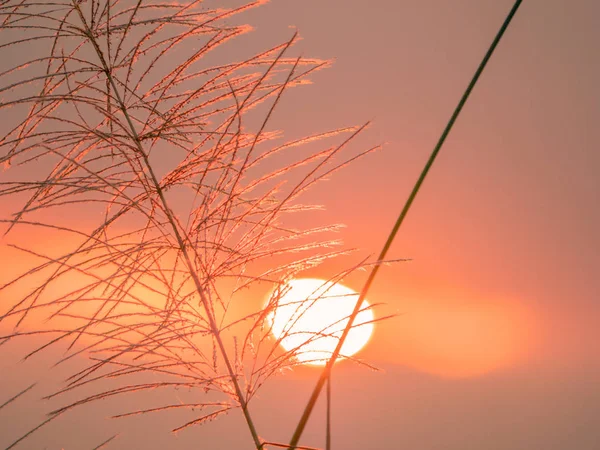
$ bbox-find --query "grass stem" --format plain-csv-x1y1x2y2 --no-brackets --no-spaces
287,1,524,447
70,1,263,446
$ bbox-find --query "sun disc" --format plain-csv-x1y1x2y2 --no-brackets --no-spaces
267,278,374,365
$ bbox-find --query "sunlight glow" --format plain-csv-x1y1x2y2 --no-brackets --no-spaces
267,278,374,366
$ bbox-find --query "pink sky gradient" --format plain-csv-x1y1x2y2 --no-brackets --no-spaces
1,1,599,448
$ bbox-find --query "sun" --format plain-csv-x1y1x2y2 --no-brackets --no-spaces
267,278,375,366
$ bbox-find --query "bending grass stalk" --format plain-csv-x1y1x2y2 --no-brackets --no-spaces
326,373,331,450
69,2,264,448
286,0,524,448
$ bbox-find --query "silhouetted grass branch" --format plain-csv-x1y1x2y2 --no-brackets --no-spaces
0,1,376,448
91,434,120,450
0,382,36,410
67,1,267,443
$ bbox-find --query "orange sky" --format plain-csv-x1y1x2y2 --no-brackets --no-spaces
1,0,600,449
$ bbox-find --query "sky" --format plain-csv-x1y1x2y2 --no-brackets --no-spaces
1,0,599,449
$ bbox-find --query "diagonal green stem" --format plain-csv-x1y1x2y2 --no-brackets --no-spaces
326,373,331,450
287,0,524,448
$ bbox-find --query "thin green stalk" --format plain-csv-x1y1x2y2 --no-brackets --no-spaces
326,373,331,450
287,1,524,448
